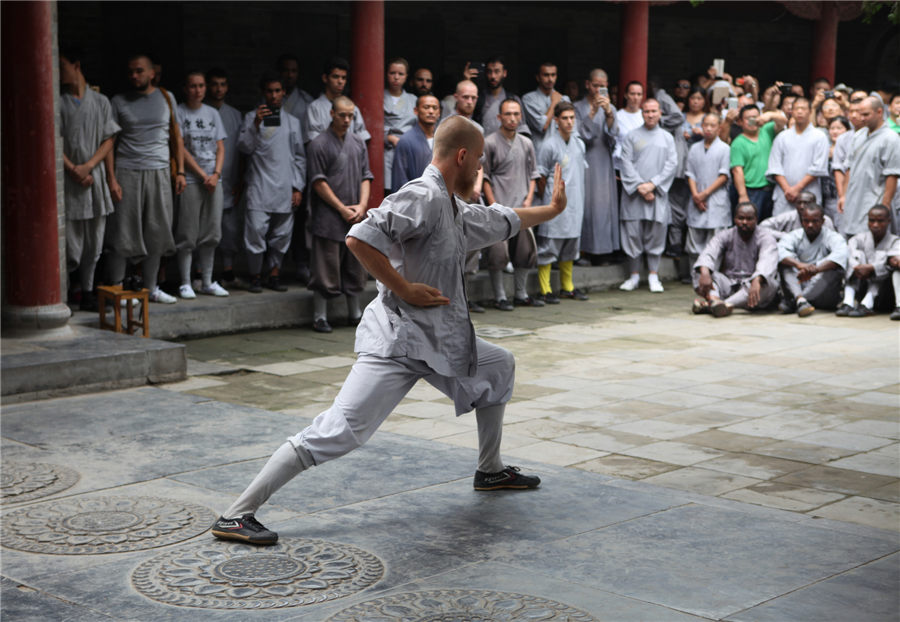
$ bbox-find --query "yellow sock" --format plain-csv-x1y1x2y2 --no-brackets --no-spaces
538,264,552,294
560,260,574,292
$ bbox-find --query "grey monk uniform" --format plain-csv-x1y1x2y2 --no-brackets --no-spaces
760,209,835,242
846,229,900,309
619,124,678,272
778,227,849,309
221,164,523,520
108,88,179,261
238,108,306,276
685,136,731,259
766,123,830,217
693,227,779,309
383,89,417,191
307,127,374,298
843,125,900,235
536,130,586,263
212,101,244,260
522,90,570,156
482,130,540,271
60,86,120,293
305,94,370,144
575,98,619,254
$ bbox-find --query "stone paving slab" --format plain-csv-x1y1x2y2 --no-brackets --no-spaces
2,387,898,620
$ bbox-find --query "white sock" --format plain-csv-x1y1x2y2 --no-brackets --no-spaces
489,270,506,301
627,272,640,285
861,291,875,309
346,294,361,320
894,272,900,306
223,442,309,519
843,285,857,307
513,268,529,299
177,250,192,287
198,246,216,288
313,292,327,321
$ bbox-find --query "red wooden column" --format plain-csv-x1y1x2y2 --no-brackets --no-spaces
1,0,71,333
351,0,385,205
810,1,838,85
618,1,649,108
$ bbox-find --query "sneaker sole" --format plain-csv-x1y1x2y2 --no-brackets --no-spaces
474,483,538,491
211,528,278,545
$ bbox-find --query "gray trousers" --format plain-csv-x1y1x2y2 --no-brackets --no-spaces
174,183,223,253
780,266,843,310
105,167,175,259
223,338,513,519
667,178,690,249
308,236,368,298
218,197,245,261
66,216,106,292
693,271,778,310
486,228,537,271
621,219,666,272
244,209,294,275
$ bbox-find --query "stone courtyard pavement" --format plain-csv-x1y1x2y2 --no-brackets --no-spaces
2,282,898,620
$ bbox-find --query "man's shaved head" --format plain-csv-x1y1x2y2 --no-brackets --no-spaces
433,115,483,160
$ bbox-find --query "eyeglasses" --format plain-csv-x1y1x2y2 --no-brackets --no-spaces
676,83,691,89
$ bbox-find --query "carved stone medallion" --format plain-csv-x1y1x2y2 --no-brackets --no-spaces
1,462,79,504
1,496,215,554
131,538,384,609
327,589,599,621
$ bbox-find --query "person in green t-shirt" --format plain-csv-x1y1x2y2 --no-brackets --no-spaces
730,105,786,220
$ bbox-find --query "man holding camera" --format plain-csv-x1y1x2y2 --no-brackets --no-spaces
729,104,787,221
575,68,619,259
238,76,306,293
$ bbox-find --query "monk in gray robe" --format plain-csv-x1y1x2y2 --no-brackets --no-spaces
575,68,619,257
841,97,900,236
778,204,848,316
761,191,835,241
692,202,778,317
618,98,678,293
835,204,900,317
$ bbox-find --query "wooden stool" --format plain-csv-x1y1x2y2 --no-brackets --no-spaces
97,285,150,338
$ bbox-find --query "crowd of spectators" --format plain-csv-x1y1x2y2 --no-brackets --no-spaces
58,49,900,329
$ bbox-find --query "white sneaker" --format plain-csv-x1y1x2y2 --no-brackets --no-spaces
648,279,665,293
200,281,229,297
619,278,639,291
178,284,197,299
149,286,177,304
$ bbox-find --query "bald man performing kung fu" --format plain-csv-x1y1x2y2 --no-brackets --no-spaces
212,116,567,545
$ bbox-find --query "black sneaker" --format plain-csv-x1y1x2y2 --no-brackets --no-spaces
248,275,263,293
513,296,545,308
312,318,333,333
266,275,288,292
474,465,541,491
211,514,278,545
468,300,486,313
537,293,560,305
559,288,589,301
493,298,514,311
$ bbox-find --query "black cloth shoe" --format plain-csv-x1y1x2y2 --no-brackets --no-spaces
313,318,333,333
79,291,99,312
347,315,362,327
848,305,873,317
295,264,311,285
211,514,278,545
493,298,514,311
513,296,545,307
468,300,486,313
266,275,288,292
891,306,900,321
537,293,560,305
474,466,541,491
559,288,589,301
248,275,263,293
835,303,854,317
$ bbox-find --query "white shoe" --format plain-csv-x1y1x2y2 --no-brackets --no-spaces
649,280,665,293
200,281,229,297
150,287,177,304
178,284,197,299
619,278,639,291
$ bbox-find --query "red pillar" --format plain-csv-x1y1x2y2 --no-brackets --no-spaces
618,1,649,108
1,0,71,332
810,2,838,86
351,0,385,206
